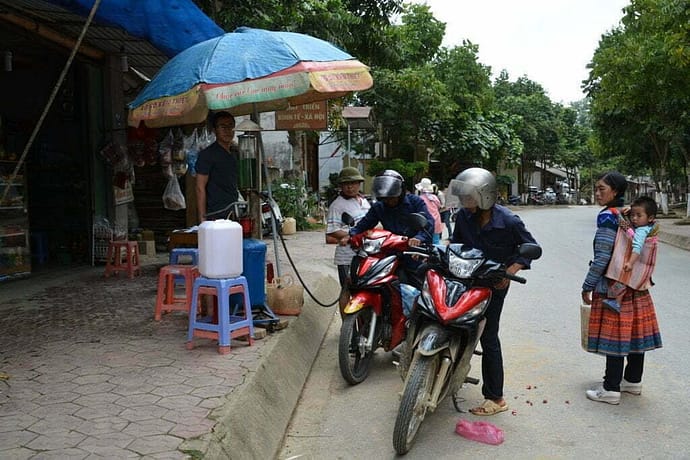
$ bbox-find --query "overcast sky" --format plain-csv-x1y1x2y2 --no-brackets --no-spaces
414,0,629,104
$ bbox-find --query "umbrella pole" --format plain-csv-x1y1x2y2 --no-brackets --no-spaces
262,159,281,278
252,109,282,278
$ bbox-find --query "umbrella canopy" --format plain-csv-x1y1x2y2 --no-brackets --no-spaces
127,27,373,127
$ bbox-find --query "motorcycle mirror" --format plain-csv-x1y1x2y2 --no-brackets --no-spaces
403,212,427,232
341,212,355,226
518,243,542,260
403,213,428,232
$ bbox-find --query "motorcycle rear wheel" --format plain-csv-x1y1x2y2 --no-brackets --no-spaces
338,308,375,385
393,354,440,455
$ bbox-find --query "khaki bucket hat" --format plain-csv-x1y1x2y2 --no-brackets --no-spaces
338,166,365,184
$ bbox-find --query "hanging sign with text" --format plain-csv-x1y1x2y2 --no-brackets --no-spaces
275,101,328,130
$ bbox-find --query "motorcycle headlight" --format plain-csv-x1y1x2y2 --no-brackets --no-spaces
448,251,482,278
363,236,385,254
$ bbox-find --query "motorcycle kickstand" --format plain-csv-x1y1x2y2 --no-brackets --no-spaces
452,393,467,412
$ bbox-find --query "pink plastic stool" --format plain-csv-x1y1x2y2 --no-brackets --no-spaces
154,265,200,320
104,241,141,278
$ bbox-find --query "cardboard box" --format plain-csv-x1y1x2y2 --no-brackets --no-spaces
138,240,156,256
142,230,155,241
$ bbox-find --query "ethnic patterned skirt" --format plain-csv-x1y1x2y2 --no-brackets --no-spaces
587,289,662,356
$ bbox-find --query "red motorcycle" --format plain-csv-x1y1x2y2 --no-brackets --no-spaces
393,238,542,454
338,213,424,385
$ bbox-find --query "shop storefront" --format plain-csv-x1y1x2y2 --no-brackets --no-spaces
0,40,104,279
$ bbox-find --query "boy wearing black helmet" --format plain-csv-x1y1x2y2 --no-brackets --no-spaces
343,170,434,248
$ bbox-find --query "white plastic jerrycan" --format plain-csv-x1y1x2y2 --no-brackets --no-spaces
198,219,243,278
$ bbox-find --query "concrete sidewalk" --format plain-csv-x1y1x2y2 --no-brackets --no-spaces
1,213,688,459
0,230,340,459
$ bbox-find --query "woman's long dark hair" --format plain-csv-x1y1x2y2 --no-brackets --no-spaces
597,171,627,207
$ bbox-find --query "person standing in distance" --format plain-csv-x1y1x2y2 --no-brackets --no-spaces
449,167,539,416
415,178,443,244
195,112,239,222
326,167,371,313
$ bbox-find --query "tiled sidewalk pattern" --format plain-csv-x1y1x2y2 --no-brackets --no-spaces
0,263,269,458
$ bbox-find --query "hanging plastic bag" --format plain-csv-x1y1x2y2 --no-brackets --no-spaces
159,130,173,163
162,176,186,210
185,128,199,176
455,419,504,445
172,128,185,161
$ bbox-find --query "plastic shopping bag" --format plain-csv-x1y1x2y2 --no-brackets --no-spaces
400,283,420,317
580,303,591,351
162,176,186,210
455,419,504,445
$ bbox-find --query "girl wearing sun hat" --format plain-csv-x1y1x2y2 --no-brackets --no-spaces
415,178,442,243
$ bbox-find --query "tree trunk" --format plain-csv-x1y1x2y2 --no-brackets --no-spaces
649,133,670,215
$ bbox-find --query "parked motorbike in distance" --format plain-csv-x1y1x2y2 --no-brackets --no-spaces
260,191,283,236
497,194,522,206
337,212,427,385
204,192,283,237
392,240,542,455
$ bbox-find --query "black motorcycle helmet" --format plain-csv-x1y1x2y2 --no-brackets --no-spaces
372,170,404,200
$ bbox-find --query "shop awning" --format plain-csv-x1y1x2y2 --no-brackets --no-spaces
0,0,224,78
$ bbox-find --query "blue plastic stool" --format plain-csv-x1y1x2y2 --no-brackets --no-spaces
186,275,254,354
169,248,199,285
169,247,199,265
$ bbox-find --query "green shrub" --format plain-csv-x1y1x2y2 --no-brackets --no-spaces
271,178,320,231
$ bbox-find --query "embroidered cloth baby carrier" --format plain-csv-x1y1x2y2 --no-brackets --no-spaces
604,208,659,291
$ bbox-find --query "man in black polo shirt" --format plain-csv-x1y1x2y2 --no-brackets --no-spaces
196,111,239,222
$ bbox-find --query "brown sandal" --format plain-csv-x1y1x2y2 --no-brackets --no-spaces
470,399,508,416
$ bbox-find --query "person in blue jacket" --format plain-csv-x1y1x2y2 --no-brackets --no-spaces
340,169,434,283
450,167,539,416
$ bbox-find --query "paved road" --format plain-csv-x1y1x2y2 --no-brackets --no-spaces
279,206,690,459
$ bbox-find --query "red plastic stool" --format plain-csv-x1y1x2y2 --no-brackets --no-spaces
104,241,141,278
154,265,200,320
186,276,254,354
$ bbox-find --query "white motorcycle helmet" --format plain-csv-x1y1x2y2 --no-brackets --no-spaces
450,167,497,210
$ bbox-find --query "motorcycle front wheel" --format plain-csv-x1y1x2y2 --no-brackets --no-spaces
338,308,375,385
393,354,440,455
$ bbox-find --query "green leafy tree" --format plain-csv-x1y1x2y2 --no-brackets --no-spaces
585,0,690,203
495,75,561,191
367,158,428,191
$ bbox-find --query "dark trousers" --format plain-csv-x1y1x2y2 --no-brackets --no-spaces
337,264,350,287
604,353,645,392
479,287,508,400
440,210,451,237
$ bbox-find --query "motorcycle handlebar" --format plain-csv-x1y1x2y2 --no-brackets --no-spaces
504,272,527,284
402,248,431,258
